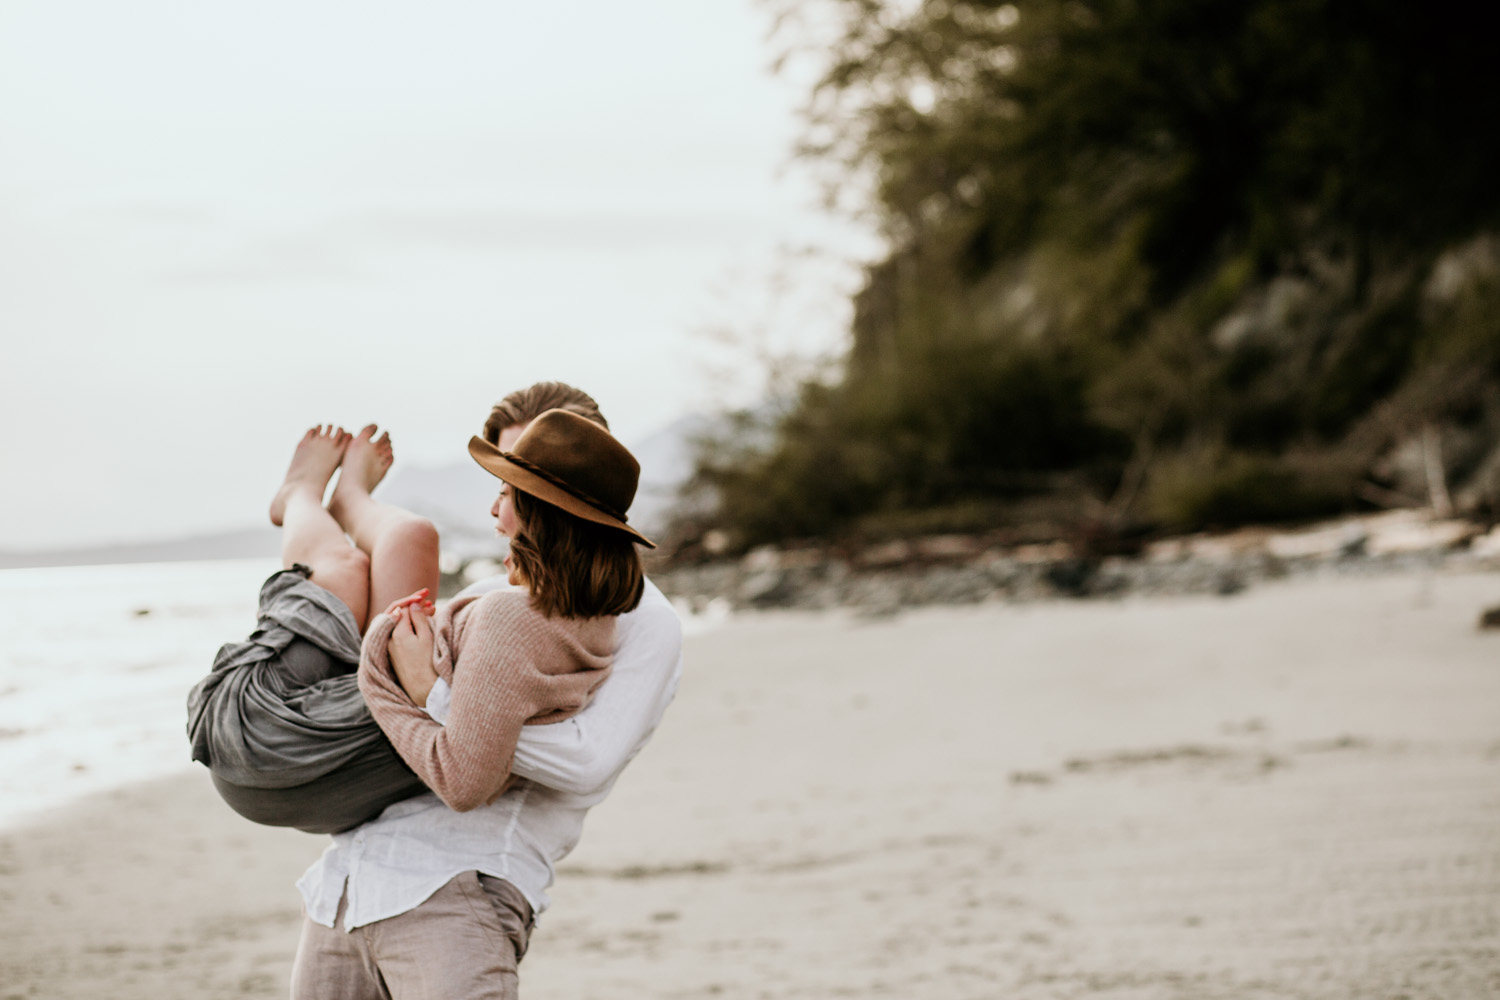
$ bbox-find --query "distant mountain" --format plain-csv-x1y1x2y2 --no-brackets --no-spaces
628,412,715,536
0,527,282,570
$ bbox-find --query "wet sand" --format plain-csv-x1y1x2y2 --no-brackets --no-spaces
3,569,1498,998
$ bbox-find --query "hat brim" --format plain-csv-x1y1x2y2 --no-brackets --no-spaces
468,436,656,549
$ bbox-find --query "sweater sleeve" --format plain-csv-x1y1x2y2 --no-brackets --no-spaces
358,595,611,812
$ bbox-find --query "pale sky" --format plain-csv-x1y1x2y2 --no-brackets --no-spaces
0,0,869,550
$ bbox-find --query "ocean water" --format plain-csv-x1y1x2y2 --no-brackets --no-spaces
0,558,279,828
0,557,727,829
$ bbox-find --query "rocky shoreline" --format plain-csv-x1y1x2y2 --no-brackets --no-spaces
439,509,1500,617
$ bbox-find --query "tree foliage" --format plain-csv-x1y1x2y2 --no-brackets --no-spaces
686,0,1500,551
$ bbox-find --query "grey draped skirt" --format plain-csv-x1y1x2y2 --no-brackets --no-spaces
185,564,426,834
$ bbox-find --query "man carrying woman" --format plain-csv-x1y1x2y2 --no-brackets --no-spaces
187,383,683,999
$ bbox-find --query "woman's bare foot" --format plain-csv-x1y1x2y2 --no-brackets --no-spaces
330,424,394,510
269,425,350,526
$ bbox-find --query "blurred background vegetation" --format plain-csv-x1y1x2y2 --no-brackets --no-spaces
678,0,1500,556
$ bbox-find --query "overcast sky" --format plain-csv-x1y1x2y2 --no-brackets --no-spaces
0,0,869,550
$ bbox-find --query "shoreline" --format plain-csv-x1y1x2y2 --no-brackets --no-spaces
645,507,1500,615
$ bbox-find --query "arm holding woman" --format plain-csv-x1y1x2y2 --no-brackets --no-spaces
358,591,613,811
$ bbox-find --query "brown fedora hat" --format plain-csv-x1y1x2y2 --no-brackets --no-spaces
468,408,656,548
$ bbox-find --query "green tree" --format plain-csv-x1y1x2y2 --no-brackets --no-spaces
686,0,1500,550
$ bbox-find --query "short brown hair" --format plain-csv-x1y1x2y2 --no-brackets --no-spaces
507,488,644,618
484,382,607,445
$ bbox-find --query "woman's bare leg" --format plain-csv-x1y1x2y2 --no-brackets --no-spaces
328,425,440,622
270,426,372,628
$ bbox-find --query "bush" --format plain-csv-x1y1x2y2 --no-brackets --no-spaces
1142,448,1350,532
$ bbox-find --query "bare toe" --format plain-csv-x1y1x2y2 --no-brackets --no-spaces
270,424,347,526
333,423,394,497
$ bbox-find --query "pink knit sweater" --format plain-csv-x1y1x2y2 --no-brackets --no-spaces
358,589,614,811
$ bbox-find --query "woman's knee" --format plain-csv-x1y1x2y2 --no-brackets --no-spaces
380,516,440,562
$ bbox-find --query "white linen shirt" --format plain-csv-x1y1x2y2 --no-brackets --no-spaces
296,577,683,931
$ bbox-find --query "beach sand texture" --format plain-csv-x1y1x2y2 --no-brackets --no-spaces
2,570,1498,998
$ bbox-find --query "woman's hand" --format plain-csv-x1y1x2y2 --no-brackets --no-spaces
387,599,438,707
383,588,435,619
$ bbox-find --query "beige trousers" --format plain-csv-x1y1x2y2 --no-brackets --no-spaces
290,871,534,1000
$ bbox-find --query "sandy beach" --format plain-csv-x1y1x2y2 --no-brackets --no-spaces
3,568,1498,999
